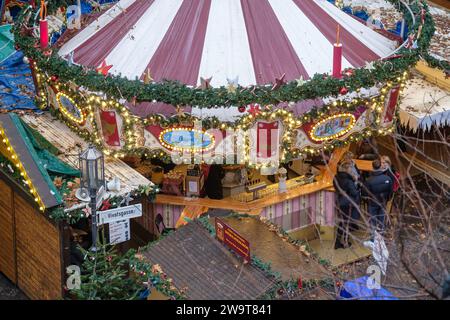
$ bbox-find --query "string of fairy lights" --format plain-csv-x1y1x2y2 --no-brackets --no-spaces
0,126,46,212
29,54,407,169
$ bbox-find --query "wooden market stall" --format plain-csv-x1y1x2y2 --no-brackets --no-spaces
0,113,65,299
0,112,157,299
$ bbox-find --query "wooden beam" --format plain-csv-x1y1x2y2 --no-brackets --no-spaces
378,140,450,186
415,60,450,92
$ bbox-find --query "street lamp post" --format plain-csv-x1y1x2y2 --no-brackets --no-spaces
79,145,105,251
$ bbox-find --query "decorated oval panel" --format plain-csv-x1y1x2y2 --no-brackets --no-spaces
159,128,215,152
310,113,356,142
56,92,85,125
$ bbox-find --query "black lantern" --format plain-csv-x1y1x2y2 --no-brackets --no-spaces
79,145,105,195
79,145,105,251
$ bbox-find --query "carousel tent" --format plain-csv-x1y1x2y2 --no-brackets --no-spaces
58,0,398,118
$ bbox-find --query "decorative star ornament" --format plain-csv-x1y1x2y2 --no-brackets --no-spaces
247,103,261,117
143,67,153,84
199,76,213,89
96,59,113,76
295,76,306,87
66,51,75,66
226,76,239,94
271,73,286,91
175,105,185,117
119,192,134,206
364,61,376,71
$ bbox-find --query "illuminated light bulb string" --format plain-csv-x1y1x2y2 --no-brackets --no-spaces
0,127,46,212
30,54,407,164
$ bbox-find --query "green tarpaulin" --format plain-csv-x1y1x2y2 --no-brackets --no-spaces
19,118,80,177
0,24,15,64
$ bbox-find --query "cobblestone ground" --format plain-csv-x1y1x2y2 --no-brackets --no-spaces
0,273,27,300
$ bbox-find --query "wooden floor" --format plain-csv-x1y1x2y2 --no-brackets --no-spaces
308,237,371,268
22,113,151,195
218,216,331,281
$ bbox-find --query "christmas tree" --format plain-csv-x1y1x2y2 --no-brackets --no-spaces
71,236,145,300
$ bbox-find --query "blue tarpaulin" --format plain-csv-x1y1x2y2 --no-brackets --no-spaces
339,276,399,300
0,51,40,112
353,10,370,22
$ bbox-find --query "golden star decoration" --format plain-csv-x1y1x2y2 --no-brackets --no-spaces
226,76,239,94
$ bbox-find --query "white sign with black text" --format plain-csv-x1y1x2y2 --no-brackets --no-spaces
97,203,142,225
109,219,130,245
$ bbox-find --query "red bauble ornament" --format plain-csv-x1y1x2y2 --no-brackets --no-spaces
339,87,348,95
238,105,246,113
50,75,58,82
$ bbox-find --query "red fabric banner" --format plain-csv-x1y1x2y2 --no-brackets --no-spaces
256,121,279,159
100,110,121,147
384,86,400,124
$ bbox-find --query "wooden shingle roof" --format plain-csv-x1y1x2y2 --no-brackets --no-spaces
141,221,277,300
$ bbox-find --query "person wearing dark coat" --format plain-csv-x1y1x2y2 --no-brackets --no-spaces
338,152,362,229
363,159,393,239
333,162,360,249
204,164,225,199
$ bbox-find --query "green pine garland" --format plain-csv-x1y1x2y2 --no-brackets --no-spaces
50,183,159,224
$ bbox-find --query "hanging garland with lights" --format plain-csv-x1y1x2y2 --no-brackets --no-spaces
28,58,406,165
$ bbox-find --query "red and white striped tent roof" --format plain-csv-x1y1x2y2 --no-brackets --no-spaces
58,0,397,119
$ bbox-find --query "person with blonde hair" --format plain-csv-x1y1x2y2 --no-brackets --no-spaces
381,155,400,193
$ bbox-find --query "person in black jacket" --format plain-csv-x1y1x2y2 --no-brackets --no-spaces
333,162,360,249
363,159,393,240
338,152,362,230
204,164,225,199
